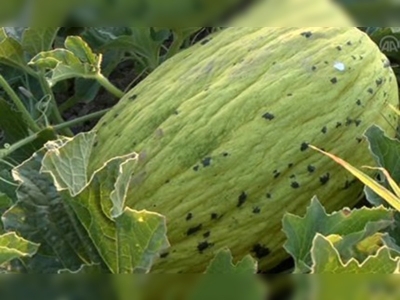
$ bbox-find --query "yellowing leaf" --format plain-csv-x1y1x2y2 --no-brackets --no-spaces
309,145,400,212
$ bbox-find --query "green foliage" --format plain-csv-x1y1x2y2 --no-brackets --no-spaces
283,197,395,273
0,232,39,268
188,249,267,300
0,24,400,298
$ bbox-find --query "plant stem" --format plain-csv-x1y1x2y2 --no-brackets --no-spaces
0,132,41,160
0,108,109,159
37,73,73,136
59,95,81,113
95,73,125,98
53,108,110,132
0,75,41,133
166,31,184,60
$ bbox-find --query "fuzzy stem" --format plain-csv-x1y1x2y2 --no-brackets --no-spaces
0,132,41,160
165,31,184,60
53,108,110,132
0,109,109,160
94,73,125,99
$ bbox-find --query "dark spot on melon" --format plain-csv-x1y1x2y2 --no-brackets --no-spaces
330,77,338,84
266,193,272,199
237,192,248,207
289,174,296,179
160,252,169,258
200,39,210,45
174,110,179,115
324,61,329,64
93,141,98,147
252,244,271,259
321,126,327,134
356,99,362,106
343,179,356,190
360,55,364,60
186,213,193,221
336,46,342,51
301,31,313,38
355,120,361,127
320,173,330,185
129,94,137,100
101,121,107,127
376,78,383,86
368,88,374,94
287,93,293,97
274,170,281,179
165,179,170,184
311,66,317,71
187,224,202,236
211,213,219,220
336,122,342,128
291,182,300,189
253,207,261,214
203,231,211,238
113,113,119,119
356,137,363,143
202,157,212,167
288,163,294,168
193,165,200,171
197,241,213,253
308,165,316,173
347,41,352,46
262,112,275,120
300,142,309,151
222,152,229,157
351,55,357,60
345,118,353,126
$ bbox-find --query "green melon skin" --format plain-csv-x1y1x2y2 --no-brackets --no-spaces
90,27,399,273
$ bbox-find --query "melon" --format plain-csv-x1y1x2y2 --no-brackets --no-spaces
89,27,399,272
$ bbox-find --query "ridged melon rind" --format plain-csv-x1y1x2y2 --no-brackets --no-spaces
91,27,399,273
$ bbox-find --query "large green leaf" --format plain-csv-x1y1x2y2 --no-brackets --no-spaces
0,98,29,148
82,27,170,71
0,98,58,202
311,234,400,273
282,197,394,273
204,249,258,274
363,125,400,246
29,36,101,87
0,99,57,159
0,192,12,233
40,132,169,273
187,249,267,300
0,30,26,70
2,149,102,273
21,28,60,57
0,232,39,267
363,125,400,206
